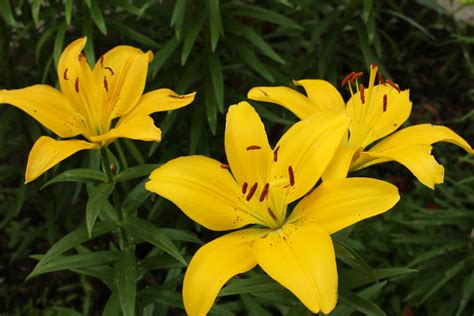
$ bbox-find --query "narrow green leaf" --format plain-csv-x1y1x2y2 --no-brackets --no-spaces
139,255,186,271
204,81,218,135
181,14,206,65
115,164,159,183
208,52,224,113
209,0,223,51
86,183,114,238
231,5,302,29
116,249,137,316
189,107,203,154
170,0,186,38
42,169,106,189
82,22,96,66
109,20,160,49
339,288,386,316
362,0,373,23
383,9,435,41
123,217,187,265
231,41,274,82
219,275,282,296
102,291,122,316
149,37,180,78
31,0,43,28
456,272,474,316
53,22,67,68
334,240,377,281
35,26,56,63
0,0,21,27
89,0,107,35
123,139,145,165
160,228,203,244
65,0,73,25
109,0,144,17
121,180,150,216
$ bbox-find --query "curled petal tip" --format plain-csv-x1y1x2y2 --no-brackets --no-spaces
146,50,154,62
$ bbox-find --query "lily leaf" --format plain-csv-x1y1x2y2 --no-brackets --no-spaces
116,248,137,316
115,164,159,183
42,168,106,189
86,183,115,237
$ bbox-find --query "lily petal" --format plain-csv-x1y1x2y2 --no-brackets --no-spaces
247,86,315,119
145,156,267,230
288,178,400,233
270,110,349,203
322,144,358,181
183,228,265,316
225,102,272,186
254,223,337,314
293,79,345,111
26,136,98,183
0,85,83,138
90,115,161,143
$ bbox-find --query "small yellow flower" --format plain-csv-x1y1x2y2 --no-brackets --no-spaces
145,102,400,315
248,65,473,189
0,37,195,183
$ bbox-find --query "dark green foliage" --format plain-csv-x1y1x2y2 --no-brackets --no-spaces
0,0,473,315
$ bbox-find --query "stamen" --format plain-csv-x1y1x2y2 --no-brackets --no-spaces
273,146,280,162
103,76,109,92
359,84,365,104
383,94,388,112
246,145,261,151
246,183,258,201
242,182,248,194
267,207,277,220
377,72,385,85
258,89,268,96
288,166,295,186
386,80,400,93
104,66,115,76
341,72,356,87
74,77,80,93
220,164,229,169
370,63,378,69
78,52,85,61
350,72,364,83
169,94,186,99
63,68,69,80
99,55,104,67
259,183,270,202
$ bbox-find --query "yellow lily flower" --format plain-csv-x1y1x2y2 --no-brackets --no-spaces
145,102,400,315
0,37,195,183
248,65,473,189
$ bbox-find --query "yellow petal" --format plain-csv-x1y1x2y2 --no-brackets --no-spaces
288,178,400,233
145,156,267,230
322,144,358,181
247,86,316,119
0,85,83,138
225,102,272,186
358,145,445,189
293,79,345,111
183,228,266,316
26,136,98,183
93,45,153,119
90,115,161,144
122,89,196,122
254,223,337,314
269,110,349,203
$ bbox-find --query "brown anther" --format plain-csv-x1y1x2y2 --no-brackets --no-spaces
63,68,69,80
169,94,185,99
104,66,115,76
350,72,364,83
377,72,385,85
273,146,280,162
246,145,261,151
259,183,270,202
371,63,378,69
341,72,356,87
359,84,365,104
383,94,388,112
99,55,104,67
74,77,80,93
220,164,229,169
267,207,277,220
288,166,295,186
242,182,248,194
258,89,268,96
78,52,85,61
246,183,258,201
386,80,400,93
103,76,109,92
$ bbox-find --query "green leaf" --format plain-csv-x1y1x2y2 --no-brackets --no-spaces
362,0,373,23
338,288,386,316
115,164,159,183
231,41,274,82
109,0,145,17
383,9,435,41
149,37,180,78
0,0,21,27
181,14,206,65
86,183,115,238
116,249,137,316
219,275,282,296
65,0,73,25
170,0,186,38
204,80,218,135
89,0,107,35
42,169,106,189
121,180,150,216
102,291,122,316
53,22,67,67
28,221,116,279
35,26,56,63
231,4,302,29
31,0,43,28
123,217,187,265
109,20,160,49
209,0,223,51
29,251,117,277
334,239,377,281
160,228,203,244
208,52,224,113
456,272,474,316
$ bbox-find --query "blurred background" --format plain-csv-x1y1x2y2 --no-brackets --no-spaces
0,0,473,315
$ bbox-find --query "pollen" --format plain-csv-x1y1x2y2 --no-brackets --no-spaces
288,165,295,186
220,164,229,169
341,72,355,87
246,182,258,201
273,146,280,162
74,77,80,93
103,76,109,92
259,183,270,202
104,66,115,76
386,80,400,93
246,145,261,151
351,72,363,83
383,94,388,112
63,68,69,80
359,84,365,104
242,182,248,194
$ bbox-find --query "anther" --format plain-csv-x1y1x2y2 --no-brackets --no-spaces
377,72,385,85
371,63,378,69
104,66,115,76
383,94,387,112
220,164,229,169
103,76,109,92
78,52,85,61
267,207,277,220
273,146,280,162
288,166,295,186
246,145,261,151
242,182,248,195
341,72,356,87
246,183,258,201
386,80,400,93
258,89,268,96
359,84,365,104
351,72,364,83
99,55,104,67
63,68,69,80
259,183,270,202
74,77,80,93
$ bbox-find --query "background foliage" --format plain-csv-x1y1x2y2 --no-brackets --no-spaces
0,0,473,315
